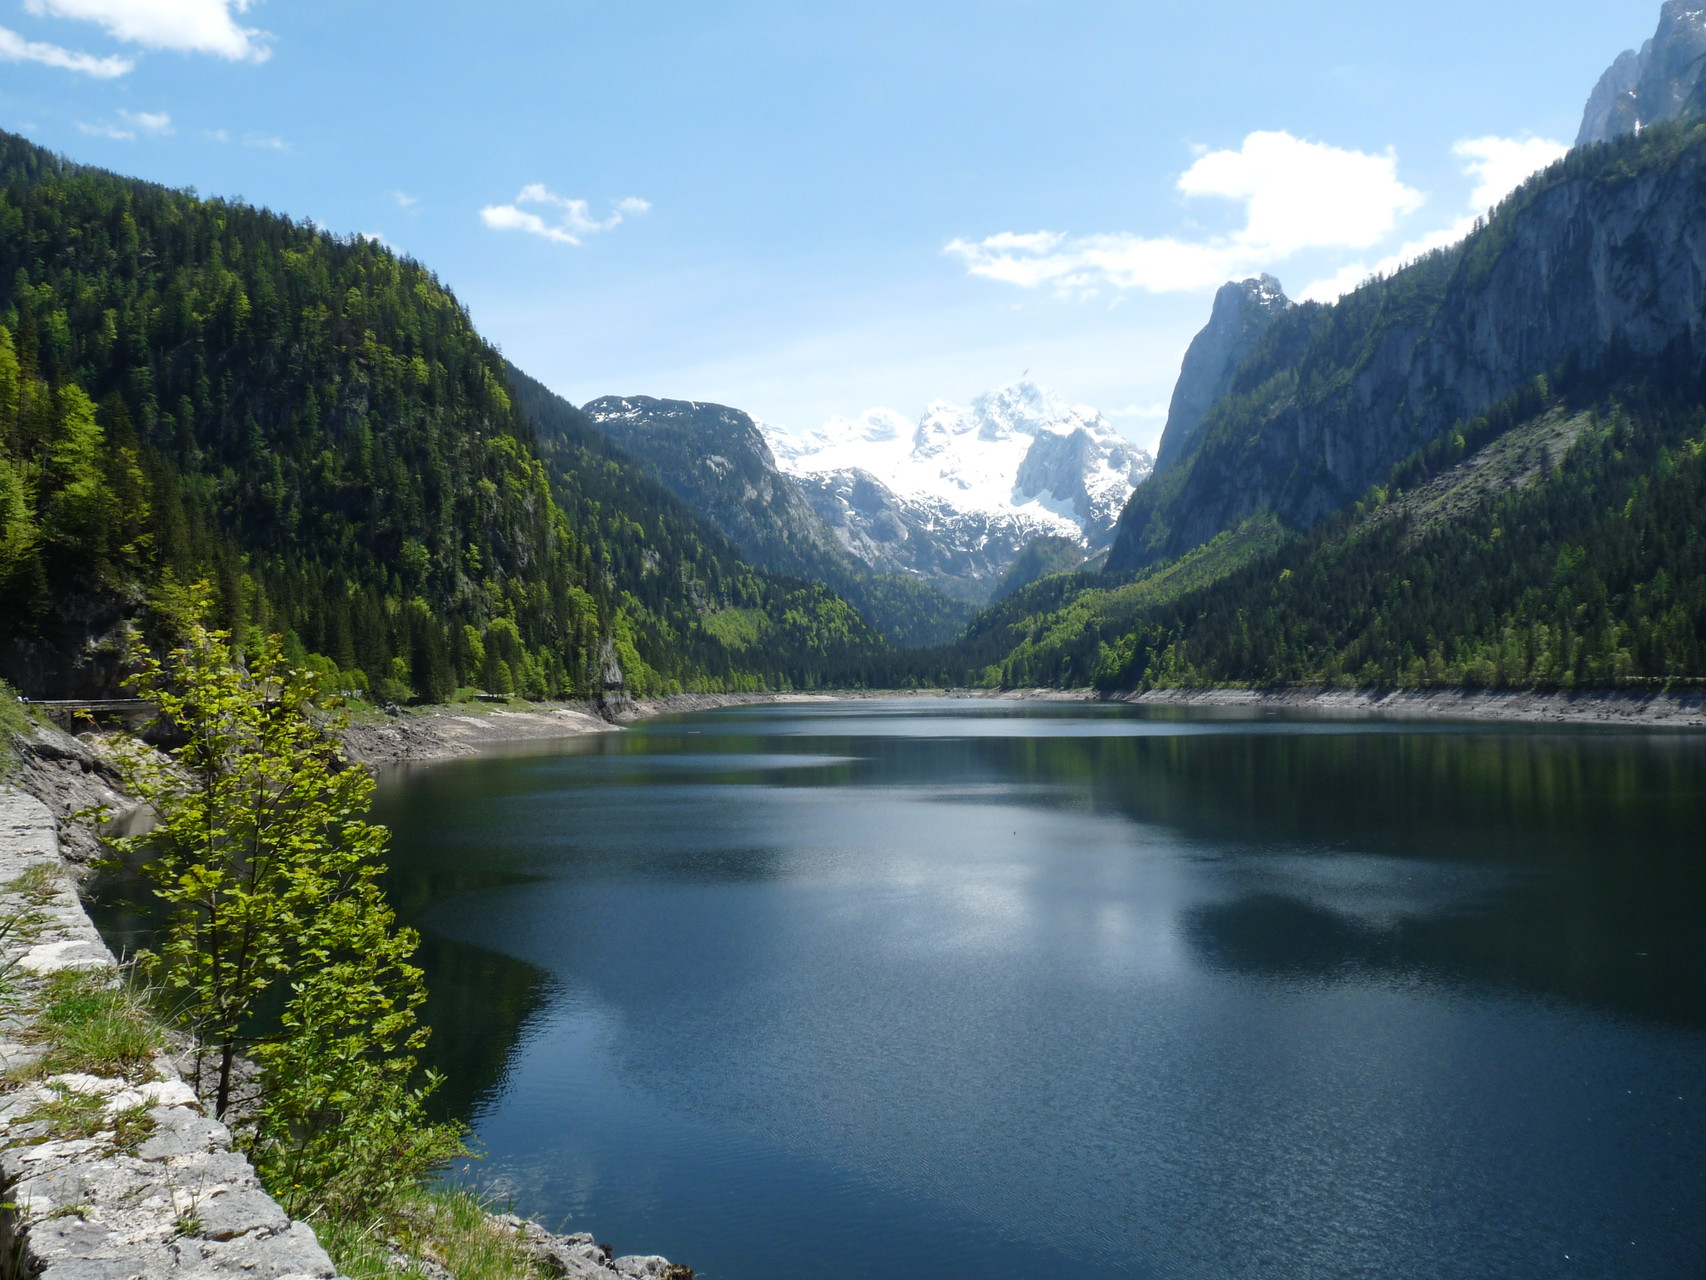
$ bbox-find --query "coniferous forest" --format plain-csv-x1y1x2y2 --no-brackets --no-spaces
3,117,1704,704
0,131,889,701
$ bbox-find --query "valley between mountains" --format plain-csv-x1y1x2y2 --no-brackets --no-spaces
3,2,1705,708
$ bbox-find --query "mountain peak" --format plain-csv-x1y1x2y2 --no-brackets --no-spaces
1578,1,1706,146
1155,276,1294,469
767,384,1153,552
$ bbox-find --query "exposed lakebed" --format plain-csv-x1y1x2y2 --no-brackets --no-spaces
287,703,1706,1276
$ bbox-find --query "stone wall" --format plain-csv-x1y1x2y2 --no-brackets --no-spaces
0,789,342,1280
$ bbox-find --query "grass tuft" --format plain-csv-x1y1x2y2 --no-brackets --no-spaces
30,971,165,1079
3,864,62,905
315,1186,551,1280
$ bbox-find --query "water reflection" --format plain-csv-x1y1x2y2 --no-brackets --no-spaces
242,703,1706,1277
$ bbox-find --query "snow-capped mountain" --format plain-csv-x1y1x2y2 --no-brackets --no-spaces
763,382,1153,600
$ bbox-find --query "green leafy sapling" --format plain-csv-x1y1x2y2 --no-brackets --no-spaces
106,585,464,1215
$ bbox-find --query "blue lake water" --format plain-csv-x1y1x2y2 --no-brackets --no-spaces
367,700,1706,1279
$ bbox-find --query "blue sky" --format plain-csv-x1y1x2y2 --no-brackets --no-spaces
0,0,1665,448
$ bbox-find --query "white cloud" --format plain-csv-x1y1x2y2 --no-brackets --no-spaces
480,185,650,247
204,127,228,142
947,131,1423,296
0,23,130,75
79,109,170,140
78,118,135,139
121,108,172,134
1300,133,1568,302
390,190,419,209
243,132,290,151
1453,135,1569,212
1179,131,1423,255
22,0,270,61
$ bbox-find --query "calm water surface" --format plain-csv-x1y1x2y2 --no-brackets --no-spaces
367,701,1706,1280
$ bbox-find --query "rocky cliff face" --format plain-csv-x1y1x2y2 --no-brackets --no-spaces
578,395,976,644
582,395,844,577
788,469,1062,602
1578,1,1706,145
1154,275,1293,470
1108,126,1706,573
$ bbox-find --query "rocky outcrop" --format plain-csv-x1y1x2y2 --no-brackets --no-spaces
0,790,343,1280
1154,275,1292,469
490,1215,691,1280
1108,125,1706,573
1578,1,1706,146
789,469,1062,602
583,397,847,580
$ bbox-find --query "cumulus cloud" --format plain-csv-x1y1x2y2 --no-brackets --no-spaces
0,23,131,75
946,131,1423,296
23,0,270,61
480,185,650,246
1453,135,1570,212
1300,133,1568,302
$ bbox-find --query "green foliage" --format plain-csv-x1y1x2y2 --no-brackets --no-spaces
23,1080,156,1151
991,536,1090,603
973,393,1706,693
0,130,891,700
105,587,464,1218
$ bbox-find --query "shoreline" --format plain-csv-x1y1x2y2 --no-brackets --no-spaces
1101,685,1706,728
340,684,1706,768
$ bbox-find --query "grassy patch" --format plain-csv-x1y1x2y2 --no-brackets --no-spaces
29,971,164,1079
316,1186,551,1280
21,1081,156,1150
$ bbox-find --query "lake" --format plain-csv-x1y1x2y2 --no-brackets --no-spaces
368,699,1706,1279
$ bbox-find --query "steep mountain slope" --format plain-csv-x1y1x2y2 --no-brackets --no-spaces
1108,120,1706,575
1155,276,1293,468
767,382,1153,601
1578,1,1706,145
0,131,887,699
576,394,974,646
976,393,1706,692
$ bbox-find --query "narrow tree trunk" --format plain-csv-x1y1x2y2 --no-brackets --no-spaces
217,1038,236,1119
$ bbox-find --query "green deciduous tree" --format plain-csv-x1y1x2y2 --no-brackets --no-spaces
108,586,463,1217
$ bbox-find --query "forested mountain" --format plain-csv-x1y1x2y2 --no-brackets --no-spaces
572,393,975,646
938,116,1706,694
0,131,888,700
1110,121,1706,577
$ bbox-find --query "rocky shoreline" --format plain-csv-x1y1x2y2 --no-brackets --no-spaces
1103,685,1706,727
340,684,1706,770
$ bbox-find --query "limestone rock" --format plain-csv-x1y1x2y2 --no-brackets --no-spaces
1578,1,1706,146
